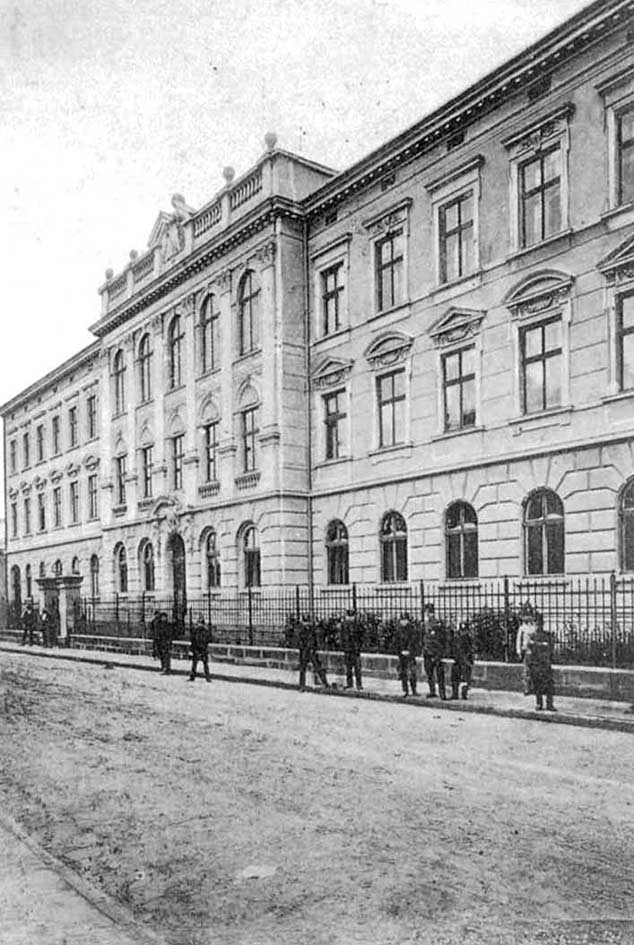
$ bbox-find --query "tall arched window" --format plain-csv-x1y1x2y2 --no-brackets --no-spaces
53,560,63,577
241,524,261,588
326,520,349,585
114,544,128,593
113,349,126,415
25,564,32,599
90,555,100,598
39,561,46,579
140,541,155,592
200,294,219,373
380,511,408,583
138,333,152,403
524,489,564,575
204,529,221,588
71,556,80,575
445,502,478,579
620,479,634,571
10,566,21,611
168,315,184,389
238,271,260,356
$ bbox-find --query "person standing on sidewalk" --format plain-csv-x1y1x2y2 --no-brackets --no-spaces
297,614,329,691
520,612,556,712
394,612,420,697
341,609,364,690
423,603,447,700
40,607,52,647
155,612,173,676
188,617,213,682
450,620,474,700
20,602,35,646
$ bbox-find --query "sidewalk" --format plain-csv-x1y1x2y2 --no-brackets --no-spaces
0,814,165,945
3,640,634,733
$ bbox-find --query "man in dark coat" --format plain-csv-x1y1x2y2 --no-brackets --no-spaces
20,602,36,646
188,617,213,682
153,612,173,675
394,613,420,697
341,609,364,690
525,625,556,711
423,603,447,700
297,614,329,691
450,620,474,700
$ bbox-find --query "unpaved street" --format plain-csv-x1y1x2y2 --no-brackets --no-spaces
0,650,633,945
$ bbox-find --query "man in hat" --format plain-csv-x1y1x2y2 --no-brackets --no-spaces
423,603,447,699
394,612,421,697
340,609,364,690
450,620,474,700
154,612,173,676
20,601,36,646
188,617,213,682
297,614,329,691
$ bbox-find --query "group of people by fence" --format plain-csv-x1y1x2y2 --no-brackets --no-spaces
19,601,59,649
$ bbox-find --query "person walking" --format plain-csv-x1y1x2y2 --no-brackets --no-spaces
155,612,173,676
188,617,213,682
423,603,447,700
450,620,474,700
20,602,35,646
297,614,329,691
394,612,420,697
341,609,364,690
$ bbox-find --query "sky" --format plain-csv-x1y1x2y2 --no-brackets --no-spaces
0,0,591,504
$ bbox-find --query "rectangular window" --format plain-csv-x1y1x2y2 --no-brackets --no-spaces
442,347,476,431
439,193,474,283
36,425,44,462
377,370,406,448
618,292,634,390
242,407,259,473
24,497,31,534
140,446,153,499
171,435,184,490
70,481,79,523
88,474,98,519
519,146,562,248
521,318,562,414
321,263,344,335
69,405,78,448
52,415,60,455
618,107,634,206
23,432,30,468
11,502,17,538
204,423,218,482
87,394,97,439
375,230,404,311
9,440,16,474
38,493,46,532
324,390,346,460
115,455,127,506
53,487,62,527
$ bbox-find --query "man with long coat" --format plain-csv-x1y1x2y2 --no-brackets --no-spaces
188,617,213,682
341,609,364,690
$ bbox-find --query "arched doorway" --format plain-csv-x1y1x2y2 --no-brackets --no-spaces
168,533,187,626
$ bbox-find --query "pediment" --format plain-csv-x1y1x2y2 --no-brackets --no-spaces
364,331,413,370
504,269,573,318
429,307,486,347
598,231,634,284
312,357,353,390
147,212,174,249
83,454,100,470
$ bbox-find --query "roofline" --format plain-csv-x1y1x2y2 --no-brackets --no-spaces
0,340,101,417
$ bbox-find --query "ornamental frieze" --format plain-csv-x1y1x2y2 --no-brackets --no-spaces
364,332,414,370
312,358,353,391
512,285,571,319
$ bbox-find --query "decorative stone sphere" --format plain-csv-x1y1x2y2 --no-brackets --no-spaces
129,249,138,260
172,193,185,206
105,268,114,280
222,166,235,184
264,131,278,151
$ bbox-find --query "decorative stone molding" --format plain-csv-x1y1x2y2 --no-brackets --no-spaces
213,268,232,291
259,427,281,446
252,240,276,267
364,330,414,370
33,475,47,491
66,462,80,478
429,308,486,347
19,480,31,495
312,357,353,390
362,198,412,238
235,470,261,491
50,469,63,484
198,481,220,498
504,270,574,321
598,232,634,286
502,103,575,155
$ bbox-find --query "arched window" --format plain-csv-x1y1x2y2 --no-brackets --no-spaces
140,541,155,592
168,315,184,389
620,479,634,571
114,544,128,593
25,564,32,599
10,566,21,610
138,333,152,403
238,271,260,356
39,561,46,579
90,555,100,598
200,294,219,373
204,529,221,589
380,511,408,583
71,556,80,575
53,559,63,577
326,520,349,585
524,489,564,575
242,524,261,588
445,502,478,579
113,349,126,415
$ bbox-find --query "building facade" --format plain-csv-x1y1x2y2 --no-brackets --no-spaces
4,0,634,611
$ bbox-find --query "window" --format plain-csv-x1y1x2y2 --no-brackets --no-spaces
53,487,62,527
140,446,153,499
241,407,259,472
52,415,60,454
9,439,16,474
519,146,562,249
87,393,97,439
10,502,17,538
68,405,78,448
23,432,30,468
25,564,32,599
238,271,260,356
324,390,346,461
445,502,478,579
39,562,46,579
53,560,62,577
620,479,634,572
115,544,128,593
170,435,184,490
203,422,218,483
617,292,634,391
38,493,46,532
377,370,405,448
141,541,155,592
326,520,349,585
88,474,98,519
200,295,220,373
115,455,127,506
138,334,152,403
524,489,564,576
70,481,79,523
36,425,44,462
443,347,476,431
617,106,634,206
439,193,474,283
168,316,184,389
521,318,562,414
71,557,80,575
90,555,100,598
375,230,404,311
242,524,261,588
321,264,344,335
380,511,408,583
113,350,126,414
24,497,31,534
205,530,221,588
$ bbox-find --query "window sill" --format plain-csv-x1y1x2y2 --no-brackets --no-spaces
137,498,154,511
602,390,634,405
313,456,353,470
165,384,186,396
112,412,127,421
112,505,127,517
521,574,567,583
507,228,573,262
431,424,484,443
600,201,634,226
509,405,572,435
312,325,351,346
233,349,262,366
368,300,410,323
429,271,482,302
197,367,222,380
87,515,100,522
368,442,413,460
136,399,154,410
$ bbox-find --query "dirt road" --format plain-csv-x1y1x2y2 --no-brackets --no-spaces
0,650,632,945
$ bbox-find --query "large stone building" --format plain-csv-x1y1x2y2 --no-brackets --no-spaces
3,0,634,615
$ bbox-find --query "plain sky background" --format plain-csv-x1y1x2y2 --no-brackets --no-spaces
0,0,591,512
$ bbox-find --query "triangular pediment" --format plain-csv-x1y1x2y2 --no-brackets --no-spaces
312,356,353,390
147,211,175,249
598,230,634,278
429,307,486,346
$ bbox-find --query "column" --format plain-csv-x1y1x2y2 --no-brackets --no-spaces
182,294,199,506
151,313,167,496
216,268,237,488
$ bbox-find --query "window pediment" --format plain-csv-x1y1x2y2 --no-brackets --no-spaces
503,103,575,156
33,475,47,491
8,487,19,501
504,270,573,319
50,468,63,484
312,357,353,390
20,480,31,495
362,199,412,238
66,462,80,479
364,331,413,370
429,307,486,347
199,394,220,424
598,233,634,285
83,454,100,470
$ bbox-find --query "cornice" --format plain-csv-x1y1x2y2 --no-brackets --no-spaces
0,341,101,417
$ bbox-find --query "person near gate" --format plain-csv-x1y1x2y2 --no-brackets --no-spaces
20,602,36,646
341,609,364,690
423,603,447,700
297,614,329,691
516,603,556,711
394,612,420,697
40,607,52,647
188,617,213,682
154,612,173,676
450,620,474,700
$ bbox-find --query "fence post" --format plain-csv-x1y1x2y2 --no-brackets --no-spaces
610,570,618,671
420,580,425,624
207,590,212,628
352,583,358,613
295,585,301,621
115,592,119,624
248,585,254,646
503,575,510,662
